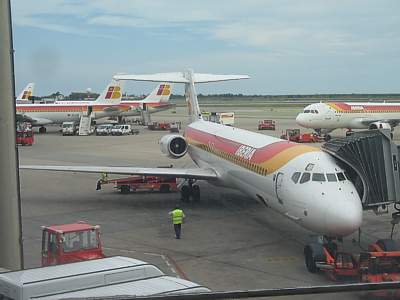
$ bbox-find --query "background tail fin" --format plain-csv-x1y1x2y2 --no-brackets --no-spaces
17,83,34,101
114,70,249,123
142,83,173,103
94,79,122,104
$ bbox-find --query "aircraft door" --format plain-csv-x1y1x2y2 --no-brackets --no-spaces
275,172,284,205
87,106,93,116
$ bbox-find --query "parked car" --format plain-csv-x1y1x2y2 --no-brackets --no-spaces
96,124,114,136
111,124,139,136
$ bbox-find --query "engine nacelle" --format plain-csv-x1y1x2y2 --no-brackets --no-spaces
369,122,391,130
160,134,188,159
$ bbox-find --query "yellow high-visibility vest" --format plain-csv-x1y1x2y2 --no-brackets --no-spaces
172,209,183,224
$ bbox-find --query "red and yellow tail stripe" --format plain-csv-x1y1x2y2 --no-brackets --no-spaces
105,86,121,99
157,84,171,96
185,127,319,175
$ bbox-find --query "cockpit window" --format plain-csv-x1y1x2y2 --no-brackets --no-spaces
305,163,315,171
299,172,311,184
312,173,326,182
337,172,346,181
314,110,319,114
304,110,310,113
326,173,337,182
291,172,301,183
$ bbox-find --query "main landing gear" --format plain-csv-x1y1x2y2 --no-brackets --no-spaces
39,126,47,134
180,179,200,202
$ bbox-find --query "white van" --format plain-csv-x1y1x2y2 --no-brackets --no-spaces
0,256,209,300
95,124,113,136
111,124,138,136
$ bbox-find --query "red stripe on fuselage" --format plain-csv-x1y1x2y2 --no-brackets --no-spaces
185,127,300,164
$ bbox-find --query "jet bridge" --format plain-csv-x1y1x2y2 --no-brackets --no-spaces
322,129,400,211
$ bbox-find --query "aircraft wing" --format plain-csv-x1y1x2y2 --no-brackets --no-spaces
360,118,400,127
20,165,219,180
16,113,52,125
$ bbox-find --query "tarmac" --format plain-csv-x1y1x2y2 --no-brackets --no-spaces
19,105,400,299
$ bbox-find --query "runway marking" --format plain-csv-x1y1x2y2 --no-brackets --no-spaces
103,246,188,279
265,256,300,264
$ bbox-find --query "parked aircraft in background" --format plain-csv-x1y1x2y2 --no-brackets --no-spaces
22,70,363,265
16,79,123,133
16,83,34,102
55,83,174,119
296,102,400,138
118,83,174,117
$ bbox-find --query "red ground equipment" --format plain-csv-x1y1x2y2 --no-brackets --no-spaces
16,122,34,146
41,222,104,267
305,239,400,297
280,129,323,143
148,121,171,131
258,120,276,130
98,175,178,194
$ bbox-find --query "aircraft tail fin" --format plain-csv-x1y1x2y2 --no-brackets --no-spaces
94,79,122,104
17,83,34,101
114,70,249,122
142,83,173,103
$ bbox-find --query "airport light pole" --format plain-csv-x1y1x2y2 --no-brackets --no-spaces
0,0,24,270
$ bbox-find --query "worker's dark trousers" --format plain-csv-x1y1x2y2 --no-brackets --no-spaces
174,224,182,239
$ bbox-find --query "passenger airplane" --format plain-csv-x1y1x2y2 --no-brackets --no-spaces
16,83,34,102
22,70,362,240
296,102,400,137
118,83,174,117
16,80,124,133
55,83,173,118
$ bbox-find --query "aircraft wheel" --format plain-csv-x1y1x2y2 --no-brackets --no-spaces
181,185,190,202
304,246,318,273
324,134,331,141
120,185,130,194
192,185,200,201
160,184,170,193
39,127,46,134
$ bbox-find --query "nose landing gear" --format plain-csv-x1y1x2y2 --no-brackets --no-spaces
180,179,200,202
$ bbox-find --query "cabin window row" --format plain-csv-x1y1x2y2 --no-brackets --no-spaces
303,110,319,114
291,171,349,184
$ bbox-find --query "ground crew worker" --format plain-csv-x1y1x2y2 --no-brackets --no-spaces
169,205,185,239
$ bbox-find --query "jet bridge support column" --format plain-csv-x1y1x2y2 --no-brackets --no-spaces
0,0,24,270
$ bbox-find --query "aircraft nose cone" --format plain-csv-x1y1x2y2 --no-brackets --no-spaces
325,196,362,236
296,114,307,127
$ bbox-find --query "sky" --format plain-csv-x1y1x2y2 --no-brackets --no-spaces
11,0,400,96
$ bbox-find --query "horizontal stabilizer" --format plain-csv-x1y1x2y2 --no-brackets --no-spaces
20,165,219,180
114,72,250,83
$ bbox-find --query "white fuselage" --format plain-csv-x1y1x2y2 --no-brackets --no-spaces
296,102,400,130
16,103,121,126
185,120,362,237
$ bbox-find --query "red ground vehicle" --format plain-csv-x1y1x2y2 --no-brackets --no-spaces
258,120,276,130
305,239,400,297
148,121,171,130
41,222,104,266
16,122,34,146
98,175,178,193
280,129,324,143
